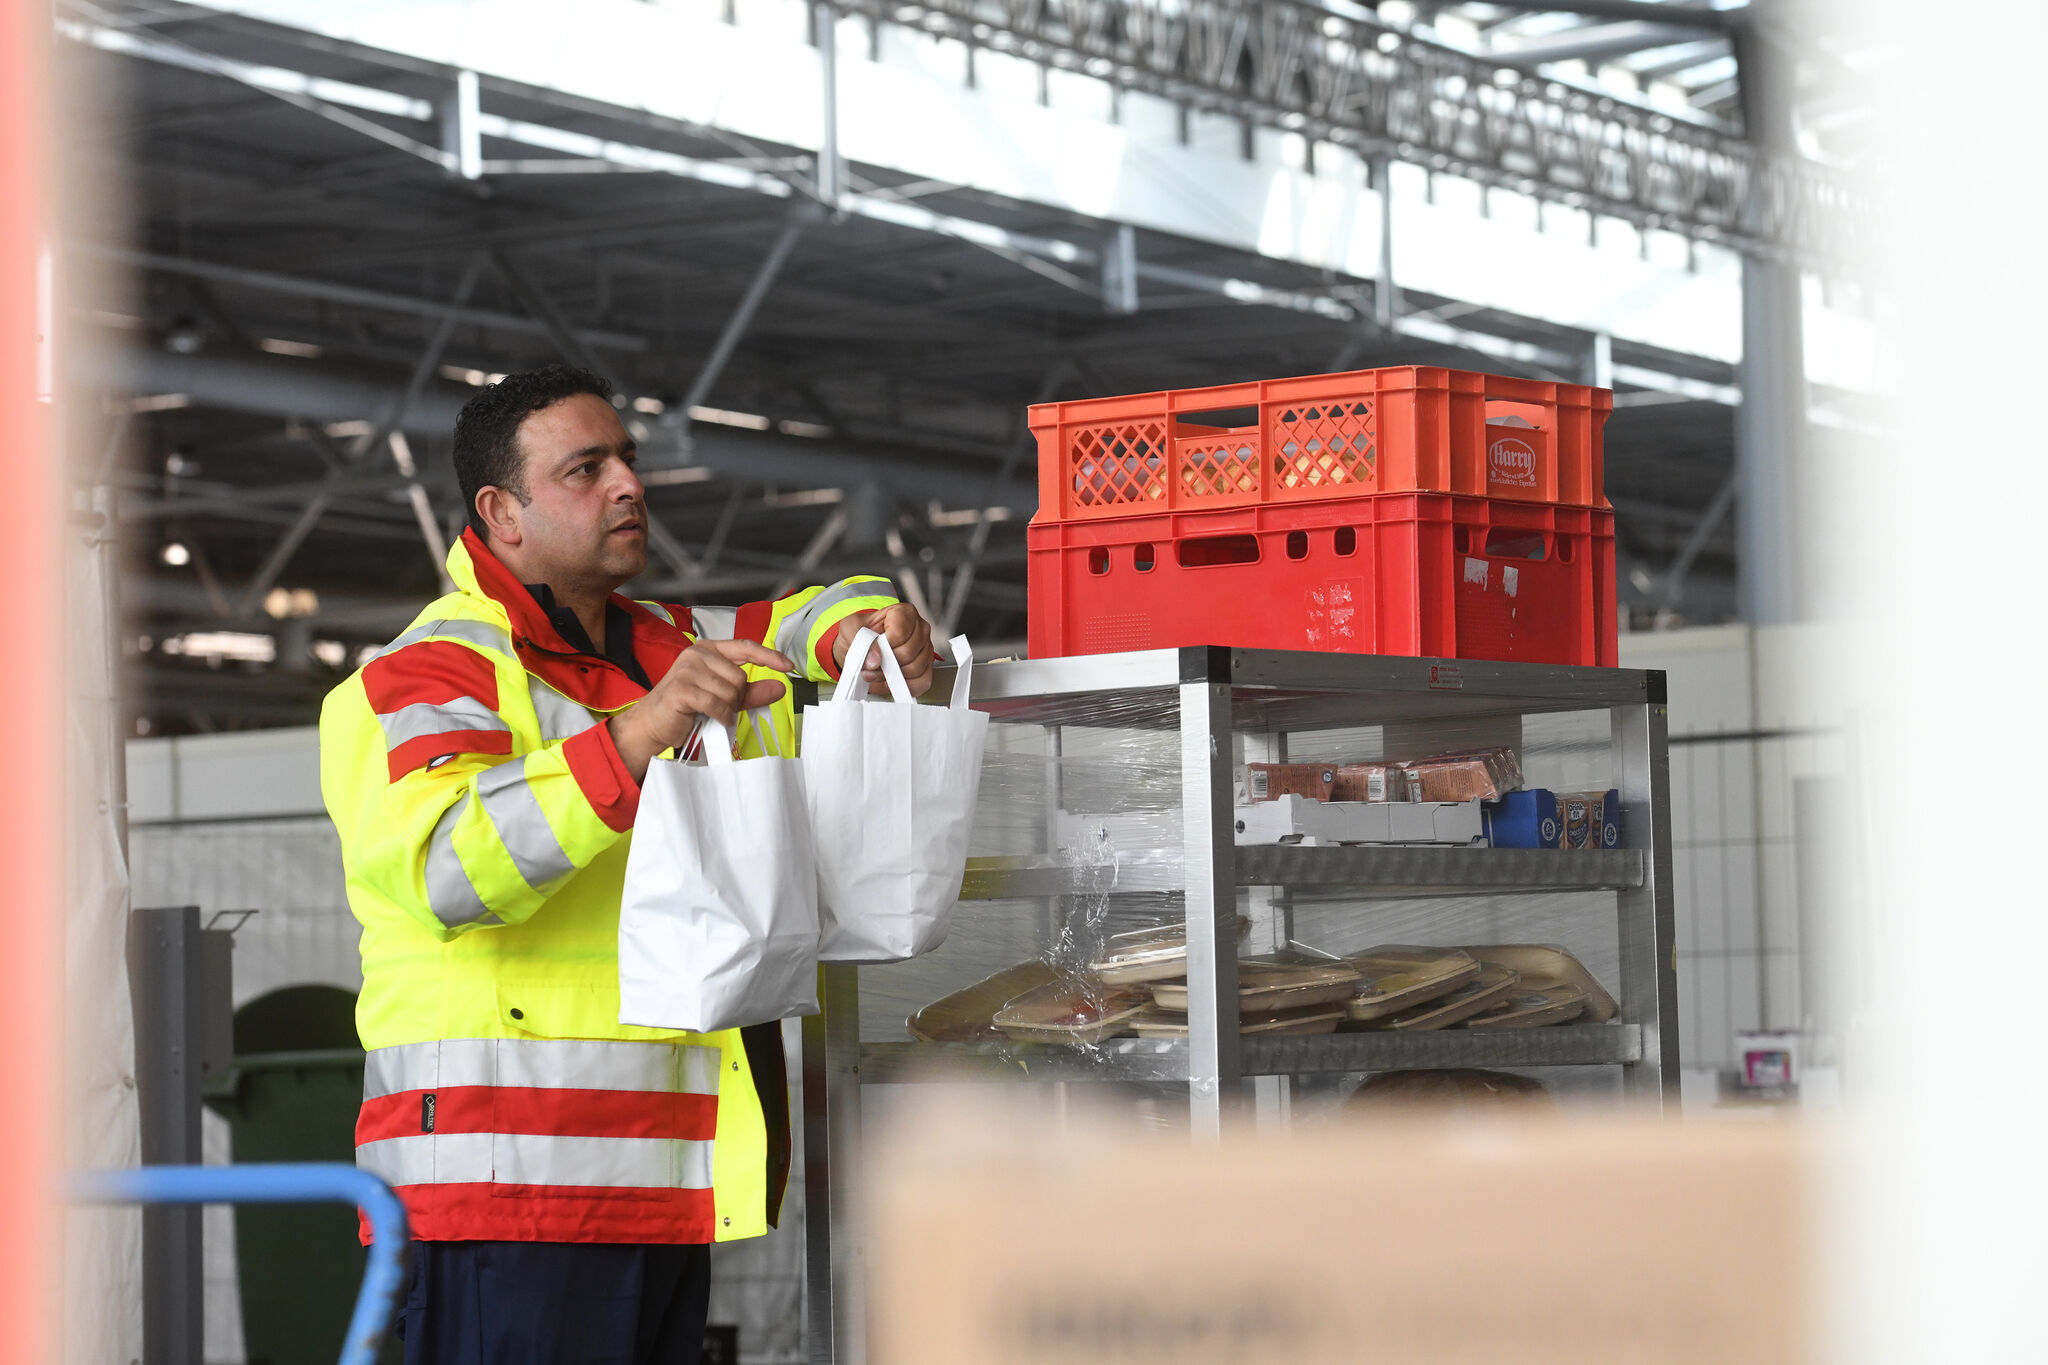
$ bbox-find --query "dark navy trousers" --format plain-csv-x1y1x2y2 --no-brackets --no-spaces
395,1241,712,1365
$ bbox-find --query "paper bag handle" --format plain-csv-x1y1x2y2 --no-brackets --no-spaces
947,634,974,712
699,705,789,766
831,626,914,704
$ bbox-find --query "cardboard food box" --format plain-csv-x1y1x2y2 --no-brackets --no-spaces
991,979,1151,1045
1368,964,1521,1031
867,1102,1816,1364
908,961,1060,1042
1465,984,1589,1030
1148,961,1361,1015
1462,944,1618,1023
1089,918,1251,986
1344,946,1481,1022
1128,1004,1346,1038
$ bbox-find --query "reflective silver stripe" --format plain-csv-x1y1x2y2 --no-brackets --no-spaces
687,605,736,641
527,679,599,743
363,1038,722,1100
357,1132,714,1191
371,618,518,664
772,578,893,660
475,757,577,892
637,600,676,626
424,795,492,929
378,698,510,749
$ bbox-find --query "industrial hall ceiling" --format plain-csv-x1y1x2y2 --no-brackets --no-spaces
59,0,1861,735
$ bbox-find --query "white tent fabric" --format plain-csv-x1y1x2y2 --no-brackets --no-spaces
64,493,140,1365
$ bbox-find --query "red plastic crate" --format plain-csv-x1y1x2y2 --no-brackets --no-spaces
1031,365,1611,518
1025,493,1617,666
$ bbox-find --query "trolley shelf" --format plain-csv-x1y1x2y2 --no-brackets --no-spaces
858,1024,1641,1084
959,846,1644,900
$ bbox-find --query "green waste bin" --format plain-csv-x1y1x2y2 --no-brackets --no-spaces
203,985,396,1365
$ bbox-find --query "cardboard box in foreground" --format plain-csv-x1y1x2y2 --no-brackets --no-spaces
867,1105,1813,1365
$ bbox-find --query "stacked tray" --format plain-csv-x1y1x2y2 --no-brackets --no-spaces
908,936,1617,1047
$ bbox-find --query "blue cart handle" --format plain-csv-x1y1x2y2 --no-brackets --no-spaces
69,1163,409,1365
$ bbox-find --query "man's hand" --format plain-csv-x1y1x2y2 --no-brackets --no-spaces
609,638,795,783
833,603,935,697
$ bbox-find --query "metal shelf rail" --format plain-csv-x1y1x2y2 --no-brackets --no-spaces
799,646,1678,1364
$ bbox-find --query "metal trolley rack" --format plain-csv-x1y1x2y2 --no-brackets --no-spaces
800,647,1677,1364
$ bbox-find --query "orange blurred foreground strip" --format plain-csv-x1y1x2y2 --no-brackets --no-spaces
868,1101,1818,1365
0,9,58,1365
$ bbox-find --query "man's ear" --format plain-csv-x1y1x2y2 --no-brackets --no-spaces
475,486,523,547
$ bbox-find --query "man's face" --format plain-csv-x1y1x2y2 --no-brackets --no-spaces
500,392,647,590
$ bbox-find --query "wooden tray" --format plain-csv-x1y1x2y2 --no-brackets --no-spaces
1148,961,1361,1015
1090,917,1250,986
1465,984,1589,1030
1343,946,1481,1022
1367,965,1521,1031
1462,944,1618,1023
907,961,1058,1042
992,979,1152,1045
1129,1005,1347,1038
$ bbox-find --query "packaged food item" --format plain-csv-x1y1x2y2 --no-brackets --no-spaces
1330,747,1520,804
1461,944,1618,1023
1090,917,1251,986
1482,788,1620,850
992,980,1152,1045
1405,750,1515,803
1242,763,1337,802
1148,960,1362,1015
908,960,1059,1042
1128,1005,1347,1038
1332,762,1416,803
1465,984,1589,1029
1367,965,1521,1031
1344,946,1481,1021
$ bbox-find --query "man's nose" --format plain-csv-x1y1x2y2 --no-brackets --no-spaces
609,458,644,501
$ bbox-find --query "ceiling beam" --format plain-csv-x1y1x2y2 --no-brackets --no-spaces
1492,21,1711,68
82,341,1041,515
1477,2,1736,30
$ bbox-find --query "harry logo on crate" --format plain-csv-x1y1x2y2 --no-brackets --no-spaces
1488,436,1538,488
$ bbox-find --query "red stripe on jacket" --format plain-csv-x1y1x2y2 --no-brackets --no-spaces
364,639,501,713
369,1185,717,1245
356,1087,718,1145
385,728,514,783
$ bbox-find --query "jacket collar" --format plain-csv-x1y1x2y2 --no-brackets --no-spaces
448,529,694,711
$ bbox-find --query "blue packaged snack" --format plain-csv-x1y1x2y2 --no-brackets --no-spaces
1483,788,1562,848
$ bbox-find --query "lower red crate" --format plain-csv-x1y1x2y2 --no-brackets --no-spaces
1026,493,1615,666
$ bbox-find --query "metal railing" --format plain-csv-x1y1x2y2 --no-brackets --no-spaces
69,1163,409,1365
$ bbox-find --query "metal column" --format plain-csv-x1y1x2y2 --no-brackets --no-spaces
1612,692,1680,1105
801,964,864,1365
129,907,208,1365
1178,671,1241,1137
1733,24,1806,625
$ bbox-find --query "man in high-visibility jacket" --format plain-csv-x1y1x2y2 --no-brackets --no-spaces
320,364,933,1365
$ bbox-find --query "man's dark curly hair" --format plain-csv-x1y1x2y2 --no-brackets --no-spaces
452,364,614,536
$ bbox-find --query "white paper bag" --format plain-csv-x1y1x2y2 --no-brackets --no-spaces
805,628,990,962
618,707,820,1032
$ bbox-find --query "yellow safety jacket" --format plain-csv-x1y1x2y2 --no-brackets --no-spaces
320,529,894,1243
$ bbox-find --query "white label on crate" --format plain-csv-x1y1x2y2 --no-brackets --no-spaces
1463,557,1488,587
1489,436,1539,488
1502,565,1519,597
